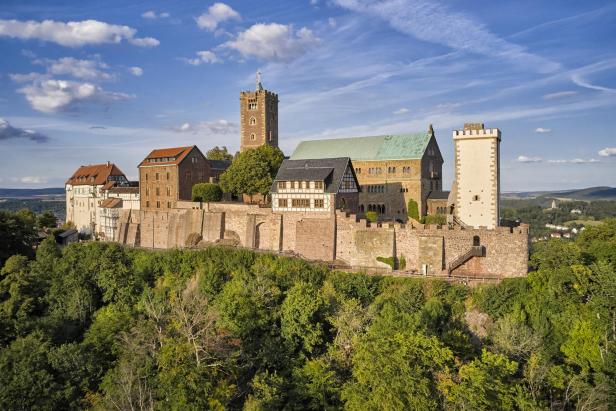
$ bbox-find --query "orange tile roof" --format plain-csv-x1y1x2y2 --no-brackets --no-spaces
99,198,122,208
139,146,200,167
66,163,126,186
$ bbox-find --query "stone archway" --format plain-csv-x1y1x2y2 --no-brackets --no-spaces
254,221,269,250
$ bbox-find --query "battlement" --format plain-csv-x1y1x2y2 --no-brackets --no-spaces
240,90,278,98
453,128,500,138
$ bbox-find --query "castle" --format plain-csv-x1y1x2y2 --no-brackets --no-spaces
70,74,529,280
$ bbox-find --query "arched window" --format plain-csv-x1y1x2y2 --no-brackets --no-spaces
250,133,256,141
249,117,256,125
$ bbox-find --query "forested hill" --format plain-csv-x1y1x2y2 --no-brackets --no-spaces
0,187,64,198
0,212,615,409
503,186,616,201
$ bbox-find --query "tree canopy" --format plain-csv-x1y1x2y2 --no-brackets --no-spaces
219,145,284,197
205,145,234,161
191,182,222,202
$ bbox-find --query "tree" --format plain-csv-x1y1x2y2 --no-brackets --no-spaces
0,210,37,266
206,146,234,161
365,211,378,223
37,211,57,231
219,145,284,198
407,198,419,221
192,183,222,203
422,213,447,225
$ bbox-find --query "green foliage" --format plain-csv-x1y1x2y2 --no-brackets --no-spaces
0,209,37,266
205,145,234,161
191,182,222,202
421,213,447,225
376,256,395,269
219,145,284,196
407,198,419,220
365,210,378,222
37,210,57,230
0,217,614,410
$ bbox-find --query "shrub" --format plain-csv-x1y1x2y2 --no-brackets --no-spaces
365,211,378,222
192,183,222,202
407,199,419,220
377,256,395,269
421,214,447,225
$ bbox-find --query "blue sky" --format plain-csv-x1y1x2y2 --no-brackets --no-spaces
0,0,615,190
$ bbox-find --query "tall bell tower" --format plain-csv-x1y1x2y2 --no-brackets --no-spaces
239,71,279,152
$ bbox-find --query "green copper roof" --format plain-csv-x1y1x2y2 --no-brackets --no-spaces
290,133,432,161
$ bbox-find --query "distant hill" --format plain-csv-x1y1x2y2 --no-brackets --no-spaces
0,187,65,198
503,186,616,201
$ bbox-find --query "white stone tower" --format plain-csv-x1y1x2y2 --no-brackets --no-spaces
452,123,501,229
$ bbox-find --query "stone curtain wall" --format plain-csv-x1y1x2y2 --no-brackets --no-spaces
116,203,529,278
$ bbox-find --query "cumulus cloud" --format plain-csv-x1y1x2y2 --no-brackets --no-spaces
36,57,112,80
196,3,240,31
535,127,551,133
598,147,616,157
174,119,237,134
0,118,49,143
186,50,221,65
0,18,159,47
129,66,143,76
223,23,320,63
543,91,577,100
16,79,134,113
142,11,170,19
20,176,47,184
393,107,409,115
516,155,542,163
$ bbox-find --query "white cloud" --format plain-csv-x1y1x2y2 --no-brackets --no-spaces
393,107,409,115
17,79,134,113
543,91,577,100
174,119,237,134
142,11,170,19
129,66,143,76
20,176,47,184
516,155,542,163
9,72,41,83
196,3,240,31
332,0,559,73
186,50,221,65
37,57,112,80
0,118,49,143
535,127,551,133
548,158,600,164
328,18,337,28
598,147,616,157
0,19,159,47
223,23,320,63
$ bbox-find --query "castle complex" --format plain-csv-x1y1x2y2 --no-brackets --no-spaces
68,74,529,280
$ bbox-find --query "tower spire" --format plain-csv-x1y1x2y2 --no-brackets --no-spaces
256,70,263,91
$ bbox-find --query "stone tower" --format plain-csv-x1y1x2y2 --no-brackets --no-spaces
452,123,501,229
239,71,279,152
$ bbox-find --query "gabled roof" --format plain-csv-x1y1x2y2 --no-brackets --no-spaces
271,157,358,194
206,159,232,170
66,163,126,186
427,190,450,200
139,146,200,167
290,133,433,161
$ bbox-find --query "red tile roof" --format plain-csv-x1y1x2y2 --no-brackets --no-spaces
99,198,122,208
66,163,126,186
139,146,202,167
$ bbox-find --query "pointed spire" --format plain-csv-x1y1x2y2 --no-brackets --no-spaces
256,70,263,91
428,123,434,136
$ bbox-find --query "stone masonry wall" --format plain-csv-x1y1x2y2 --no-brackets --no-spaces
116,202,529,278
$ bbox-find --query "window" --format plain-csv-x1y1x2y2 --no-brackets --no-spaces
156,201,160,208
248,101,257,110
166,187,170,196
314,199,324,208
277,181,286,189
355,168,361,174
145,173,148,181
292,198,310,208
167,202,171,209
473,236,481,247
156,187,160,196
301,181,307,189
146,201,150,208
388,166,396,173
146,187,149,196
278,198,288,208
472,195,480,201
249,117,256,125
403,166,411,174
314,181,323,189
192,156,197,164
166,172,170,180
155,173,159,181
250,133,256,141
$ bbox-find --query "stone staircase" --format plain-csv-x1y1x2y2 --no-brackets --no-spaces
447,245,484,275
